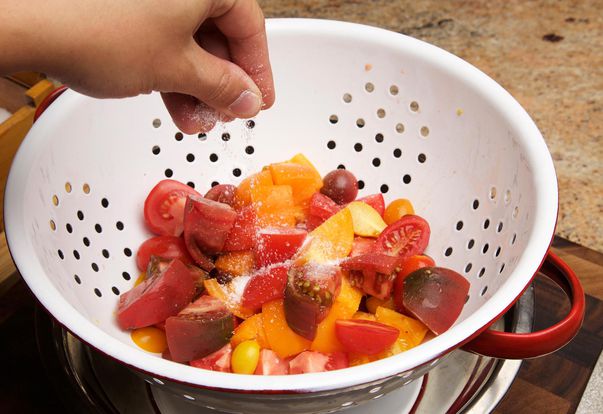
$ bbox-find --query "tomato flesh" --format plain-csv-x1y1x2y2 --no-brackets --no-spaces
136,235,192,272
165,295,234,362
393,255,435,313
223,206,257,252
254,349,289,375
335,319,399,355
309,192,342,220
241,265,289,311
288,351,349,374
374,215,430,258
349,237,376,257
255,227,307,268
204,184,236,207
356,194,385,216
116,259,195,329
144,179,200,236
403,267,470,334
190,343,232,372
341,253,402,300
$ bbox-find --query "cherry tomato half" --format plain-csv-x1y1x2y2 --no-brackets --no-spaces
143,180,200,237
335,319,399,355
136,235,192,272
374,215,430,259
383,198,415,225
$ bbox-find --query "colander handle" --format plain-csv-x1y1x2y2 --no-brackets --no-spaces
34,85,68,122
462,251,585,359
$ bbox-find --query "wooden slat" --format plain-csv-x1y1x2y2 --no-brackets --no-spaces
0,232,18,296
0,78,28,113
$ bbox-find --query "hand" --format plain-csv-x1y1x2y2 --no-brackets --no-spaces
0,0,274,133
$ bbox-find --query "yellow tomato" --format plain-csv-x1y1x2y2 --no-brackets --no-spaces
231,340,261,374
383,199,415,225
131,327,167,353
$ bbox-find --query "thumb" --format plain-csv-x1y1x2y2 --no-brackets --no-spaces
162,44,263,119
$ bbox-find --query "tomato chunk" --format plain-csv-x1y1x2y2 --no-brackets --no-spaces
205,184,236,207
254,349,289,375
350,237,376,257
335,319,399,355
190,343,232,373
117,259,195,329
144,179,200,236
165,295,234,362
403,267,470,334
255,227,307,268
223,206,257,252
393,255,435,313
289,351,349,374
341,253,402,299
136,236,192,272
374,215,430,258
357,193,385,216
241,265,289,311
309,192,342,220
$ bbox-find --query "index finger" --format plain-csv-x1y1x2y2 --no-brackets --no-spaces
210,0,275,109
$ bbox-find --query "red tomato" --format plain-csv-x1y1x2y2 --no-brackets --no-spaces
190,343,232,372
393,255,435,313
374,215,430,259
403,267,470,334
289,351,349,374
136,236,192,272
116,259,195,330
356,193,385,216
223,206,257,252
255,228,307,268
305,214,324,231
341,253,402,299
254,349,289,375
204,184,236,207
335,319,399,355
144,180,200,237
349,237,376,257
241,265,289,311
309,192,342,220
165,295,234,362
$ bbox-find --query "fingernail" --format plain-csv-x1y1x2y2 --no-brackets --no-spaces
229,90,262,117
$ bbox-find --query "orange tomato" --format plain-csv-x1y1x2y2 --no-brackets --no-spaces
262,299,311,358
252,185,296,227
131,327,167,353
215,251,255,277
231,313,270,348
296,208,354,264
375,306,428,354
203,279,254,319
310,275,363,353
235,170,273,208
365,296,395,314
383,198,415,225
269,162,323,207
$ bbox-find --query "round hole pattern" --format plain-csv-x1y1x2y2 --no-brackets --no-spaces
505,189,512,204
77,210,84,220
402,174,412,184
221,133,230,142
73,250,80,260
83,237,90,247
418,153,427,163
94,288,102,297
396,123,405,133
465,263,473,273
65,182,72,193
174,132,183,141
111,287,120,295
95,224,102,233
480,286,488,296
365,82,374,92
372,158,381,167
50,220,56,231
102,249,110,259
482,243,489,254
473,199,479,210
91,263,99,272
420,126,430,137
380,184,389,193
337,164,346,170
66,223,73,233
410,101,419,112
390,85,399,95
354,143,363,152
375,133,384,143
499,263,506,273
232,168,242,177
74,275,81,284
478,267,486,278
152,119,161,128
358,180,365,190
356,118,365,128
116,221,124,231
489,186,497,200
210,153,218,162
101,198,109,208
495,246,501,257
327,140,336,150
329,114,339,124
497,222,504,232
393,148,402,158
456,221,464,231
186,153,195,162
152,145,160,155
164,168,173,178
245,146,254,155
83,183,90,194
124,248,132,257
445,247,453,257
246,120,255,129
52,195,59,206
483,219,490,229
468,239,475,249
198,133,207,141
377,108,386,118
187,181,195,189
122,271,131,281
343,93,352,103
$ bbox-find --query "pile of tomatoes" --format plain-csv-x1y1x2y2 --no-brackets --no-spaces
116,154,469,375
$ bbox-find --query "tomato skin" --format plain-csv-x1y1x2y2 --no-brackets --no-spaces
374,215,430,259
241,265,289,311
393,255,435,313
223,206,257,252
205,184,236,207
350,237,376,257
309,192,342,220
357,194,385,216
335,319,399,355
136,236,192,272
255,228,307,268
117,259,196,330
383,198,415,225
190,343,232,372
288,351,349,374
403,267,470,335
144,180,200,237
320,170,358,204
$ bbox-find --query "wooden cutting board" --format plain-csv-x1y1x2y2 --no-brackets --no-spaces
0,236,601,413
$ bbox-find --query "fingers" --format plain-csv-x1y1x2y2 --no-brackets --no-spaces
211,0,275,109
161,93,218,134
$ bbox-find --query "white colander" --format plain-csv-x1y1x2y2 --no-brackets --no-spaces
4,19,583,414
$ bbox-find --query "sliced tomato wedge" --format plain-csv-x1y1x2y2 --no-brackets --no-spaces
403,267,470,334
204,184,236,207
374,215,430,258
165,295,234,362
288,351,349,374
190,343,232,372
356,193,385,216
254,349,289,375
309,192,342,220
349,237,376,257
136,235,192,272
393,255,435,313
255,227,307,268
223,205,257,252
284,263,342,340
305,214,324,231
241,265,289,311
183,195,237,270
341,253,402,299
144,179,200,236
116,259,195,329
335,319,399,355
